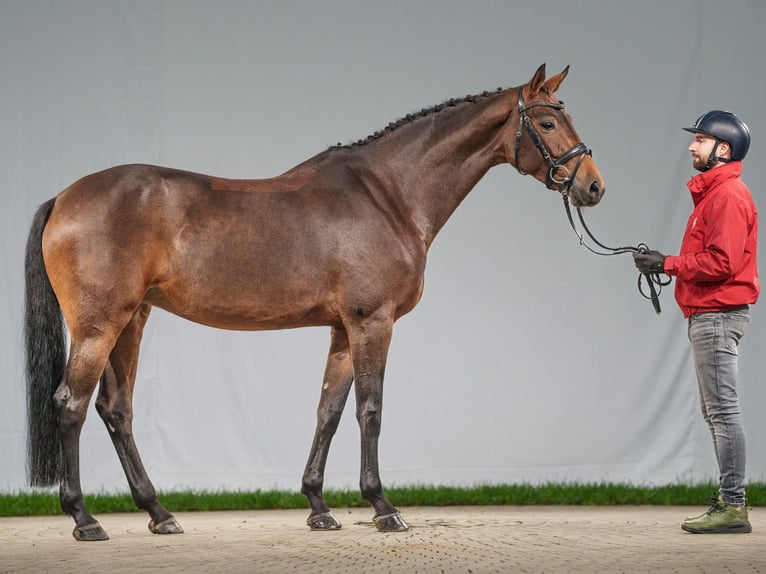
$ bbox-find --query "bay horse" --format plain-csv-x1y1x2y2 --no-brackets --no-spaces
24,64,605,541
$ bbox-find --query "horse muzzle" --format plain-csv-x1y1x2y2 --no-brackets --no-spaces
560,154,605,208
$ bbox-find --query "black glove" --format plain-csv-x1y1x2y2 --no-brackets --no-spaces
633,250,666,274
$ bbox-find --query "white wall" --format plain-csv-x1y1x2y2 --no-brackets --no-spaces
1,0,765,493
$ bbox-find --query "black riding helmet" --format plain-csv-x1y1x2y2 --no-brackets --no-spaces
683,110,751,171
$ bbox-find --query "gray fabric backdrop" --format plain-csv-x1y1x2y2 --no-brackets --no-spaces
1,0,764,493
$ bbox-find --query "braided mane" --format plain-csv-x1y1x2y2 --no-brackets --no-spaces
331,87,507,150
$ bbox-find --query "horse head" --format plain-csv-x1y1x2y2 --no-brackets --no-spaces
503,64,605,207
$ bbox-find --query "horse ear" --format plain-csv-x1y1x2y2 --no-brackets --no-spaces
541,65,570,95
527,63,547,97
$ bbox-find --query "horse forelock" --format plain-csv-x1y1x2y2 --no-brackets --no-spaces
330,87,509,151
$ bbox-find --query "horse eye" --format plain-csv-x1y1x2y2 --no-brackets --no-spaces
541,121,555,131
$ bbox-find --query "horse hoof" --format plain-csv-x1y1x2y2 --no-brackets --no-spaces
373,511,409,532
73,522,109,541
149,517,184,534
307,511,342,530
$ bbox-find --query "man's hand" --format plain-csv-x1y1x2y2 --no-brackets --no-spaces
633,250,666,274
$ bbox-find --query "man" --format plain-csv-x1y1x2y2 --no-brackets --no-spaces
634,110,758,534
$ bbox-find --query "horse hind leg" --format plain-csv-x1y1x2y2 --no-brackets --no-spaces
95,303,183,535
55,334,117,541
301,327,354,530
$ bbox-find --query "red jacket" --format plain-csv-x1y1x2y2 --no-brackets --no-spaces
663,161,759,318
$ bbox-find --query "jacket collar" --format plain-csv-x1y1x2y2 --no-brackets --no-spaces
687,161,742,206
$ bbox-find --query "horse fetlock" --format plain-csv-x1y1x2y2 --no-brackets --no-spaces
59,494,83,517
60,489,94,528
359,479,384,503
301,472,323,495
59,483,79,504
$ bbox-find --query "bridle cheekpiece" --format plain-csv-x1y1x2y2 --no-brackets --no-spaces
513,87,591,197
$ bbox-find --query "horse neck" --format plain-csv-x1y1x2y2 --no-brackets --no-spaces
362,91,515,248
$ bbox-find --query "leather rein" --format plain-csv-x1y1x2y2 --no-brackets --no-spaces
513,87,670,314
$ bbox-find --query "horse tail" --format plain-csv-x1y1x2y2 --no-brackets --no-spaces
24,197,66,487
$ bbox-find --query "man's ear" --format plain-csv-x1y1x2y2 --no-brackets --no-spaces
719,141,731,158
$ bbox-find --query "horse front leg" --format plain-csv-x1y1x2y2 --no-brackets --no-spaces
95,304,182,535
301,327,354,530
348,314,409,532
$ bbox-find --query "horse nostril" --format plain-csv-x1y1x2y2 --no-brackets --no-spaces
589,181,603,200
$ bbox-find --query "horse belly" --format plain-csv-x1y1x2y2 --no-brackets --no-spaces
145,272,338,331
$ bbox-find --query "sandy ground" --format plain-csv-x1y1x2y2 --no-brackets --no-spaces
2,505,765,573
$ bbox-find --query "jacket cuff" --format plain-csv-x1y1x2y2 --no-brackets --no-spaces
663,255,676,276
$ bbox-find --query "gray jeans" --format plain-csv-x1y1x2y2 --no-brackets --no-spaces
687,307,750,506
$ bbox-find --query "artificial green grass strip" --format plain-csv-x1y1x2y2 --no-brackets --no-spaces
2,482,764,517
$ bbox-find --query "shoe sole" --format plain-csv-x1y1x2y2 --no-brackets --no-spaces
681,523,752,534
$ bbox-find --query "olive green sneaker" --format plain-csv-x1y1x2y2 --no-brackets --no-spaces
681,495,751,534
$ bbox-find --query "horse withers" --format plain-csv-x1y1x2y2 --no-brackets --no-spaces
24,64,605,540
